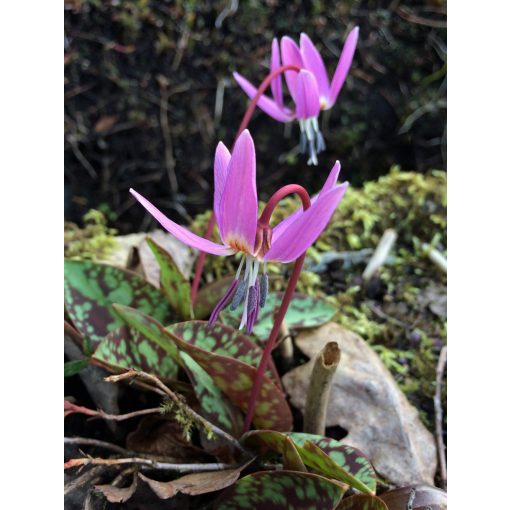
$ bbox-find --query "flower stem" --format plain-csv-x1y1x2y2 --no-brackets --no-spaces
191,64,301,305
243,185,311,433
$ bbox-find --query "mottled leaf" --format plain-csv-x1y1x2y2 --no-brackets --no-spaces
64,260,175,347
180,352,245,438
113,305,293,431
194,275,234,319
242,430,374,494
296,440,373,495
139,461,251,499
93,325,179,379
215,470,344,510
224,293,337,340
282,436,307,472
288,433,377,495
146,237,193,319
64,359,89,377
337,495,389,510
167,321,281,388
95,475,137,503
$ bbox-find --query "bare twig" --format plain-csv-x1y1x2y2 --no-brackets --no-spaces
422,242,447,273
64,437,132,456
303,342,341,435
65,457,234,473
104,370,249,456
434,346,447,490
157,76,178,193
64,466,107,495
362,229,397,280
64,400,161,422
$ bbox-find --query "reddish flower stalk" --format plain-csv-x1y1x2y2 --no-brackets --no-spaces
242,184,311,433
190,64,301,304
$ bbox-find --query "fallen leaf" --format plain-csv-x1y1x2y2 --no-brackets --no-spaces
282,322,437,486
95,474,137,503
379,484,447,510
127,416,208,460
138,230,196,284
94,115,118,133
138,461,251,499
337,494,389,509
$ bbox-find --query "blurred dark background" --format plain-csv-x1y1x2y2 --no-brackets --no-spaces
64,0,446,233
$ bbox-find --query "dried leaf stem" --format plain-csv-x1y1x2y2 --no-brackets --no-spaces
434,345,447,490
303,342,341,435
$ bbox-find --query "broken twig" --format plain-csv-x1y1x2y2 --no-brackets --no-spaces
434,346,447,490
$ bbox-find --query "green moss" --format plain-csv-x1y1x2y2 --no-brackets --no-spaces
64,209,118,261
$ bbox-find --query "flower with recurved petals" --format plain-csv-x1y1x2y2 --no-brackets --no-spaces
234,28,359,165
129,130,348,332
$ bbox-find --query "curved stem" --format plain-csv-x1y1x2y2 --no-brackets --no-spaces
234,64,300,140
243,186,311,433
191,64,301,305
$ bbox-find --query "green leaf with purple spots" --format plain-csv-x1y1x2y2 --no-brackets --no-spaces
241,431,374,494
194,275,234,320
64,359,89,377
288,433,377,495
64,260,176,347
223,293,337,341
337,495,389,510
93,325,179,379
215,470,344,510
146,237,193,320
113,305,293,432
166,321,281,388
179,352,245,438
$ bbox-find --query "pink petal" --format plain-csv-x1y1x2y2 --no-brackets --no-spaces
264,182,348,263
272,161,341,243
129,189,234,256
270,38,284,109
300,33,330,100
281,36,303,102
233,72,293,123
213,142,231,230
295,70,321,120
218,130,258,253
328,26,359,107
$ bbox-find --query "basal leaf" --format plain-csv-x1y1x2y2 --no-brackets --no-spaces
288,433,377,495
146,237,193,320
64,359,89,377
64,260,175,347
166,321,281,388
215,470,344,510
194,275,234,319
337,495,389,510
93,325,179,379
180,352,245,438
223,293,337,341
242,430,374,494
113,305,293,432
296,441,373,495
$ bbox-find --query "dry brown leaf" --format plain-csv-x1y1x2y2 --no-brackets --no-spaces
379,484,447,509
95,475,137,503
138,461,251,499
138,230,196,285
282,322,437,487
126,416,208,461
94,115,118,133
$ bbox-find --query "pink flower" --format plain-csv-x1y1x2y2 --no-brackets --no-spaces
234,28,359,165
130,130,347,332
